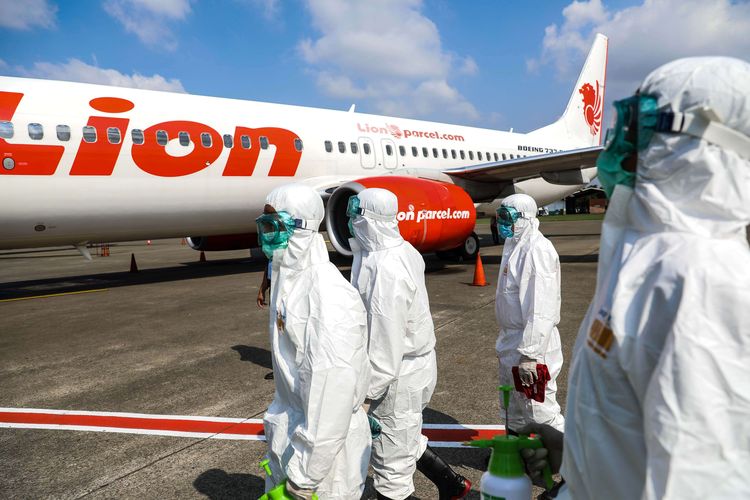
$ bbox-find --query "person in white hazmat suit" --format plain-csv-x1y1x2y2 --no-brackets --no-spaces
495,193,565,433
520,56,750,500
347,188,471,500
257,183,372,500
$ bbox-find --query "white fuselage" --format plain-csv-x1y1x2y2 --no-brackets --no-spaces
0,76,590,249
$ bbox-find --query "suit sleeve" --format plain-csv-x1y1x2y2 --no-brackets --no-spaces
366,265,415,400
636,277,750,499
517,242,561,360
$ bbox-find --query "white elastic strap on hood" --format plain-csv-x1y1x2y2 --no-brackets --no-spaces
664,106,750,159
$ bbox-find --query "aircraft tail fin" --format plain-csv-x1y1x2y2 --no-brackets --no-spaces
529,33,609,147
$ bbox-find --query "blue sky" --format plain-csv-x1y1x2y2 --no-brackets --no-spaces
1,0,748,132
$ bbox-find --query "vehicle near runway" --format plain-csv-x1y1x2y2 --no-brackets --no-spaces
0,35,607,260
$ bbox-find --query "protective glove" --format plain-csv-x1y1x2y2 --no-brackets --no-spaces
517,423,564,488
368,415,382,439
518,356,539,386
286,479,316,500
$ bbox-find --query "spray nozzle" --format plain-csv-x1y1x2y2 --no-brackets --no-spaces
465,435,554,490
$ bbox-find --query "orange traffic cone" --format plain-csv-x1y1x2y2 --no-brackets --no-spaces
199,251,206,263
471,252,488,286
147,240,152,245
180,238,186,245
130,253,138,273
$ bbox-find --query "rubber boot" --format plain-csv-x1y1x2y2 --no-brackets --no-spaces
416,446,471,500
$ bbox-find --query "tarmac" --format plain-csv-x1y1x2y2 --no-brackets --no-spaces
0,218,601,499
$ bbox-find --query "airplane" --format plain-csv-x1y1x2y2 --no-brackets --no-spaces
0,34,608,261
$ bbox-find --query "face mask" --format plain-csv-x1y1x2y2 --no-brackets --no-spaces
346,195,362,237
597,95,659,199
497,205,521,239
255,211,297,259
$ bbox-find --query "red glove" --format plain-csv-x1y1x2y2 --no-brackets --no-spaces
512,364,551,402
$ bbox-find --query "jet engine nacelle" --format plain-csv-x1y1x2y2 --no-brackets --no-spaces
186,233,257,251
326,176,477,257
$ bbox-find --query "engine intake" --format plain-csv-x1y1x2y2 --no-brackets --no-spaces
186,233,257,251
326,176,476,256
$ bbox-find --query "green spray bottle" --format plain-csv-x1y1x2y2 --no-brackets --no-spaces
257,459,319,500
465,385,553,500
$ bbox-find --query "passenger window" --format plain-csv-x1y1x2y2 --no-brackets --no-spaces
478,152,483,161
0,121,14,139
260,136,270,149
469,151,474,160
201,132,212,147
412,146,418,157
487,151,491,160
83,126,98,143
223,134,233,148
502,153,507,160
422,147,428,157
351,142,358,154
432,148,438,158
494,153,499,161
241,135,251,149
56,124,71,141
295,138,304,152
325,140,333,153
107,127,121,144
385,144,393,156
451,149,456,159
338,141,345,153
156,130,168,146
179,131,190,146
460,150,465,160
363,143,371,155
28,123,44,140
132,129,144,145
442,149,448,159
399,145,405,156
510,154,514,159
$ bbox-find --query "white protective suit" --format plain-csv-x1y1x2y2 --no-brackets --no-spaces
560,57,750,500
262,183,372,500
349,188,438,500
495,193,565,432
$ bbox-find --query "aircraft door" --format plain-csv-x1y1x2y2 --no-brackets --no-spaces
359,137,375,169
381,138,397,169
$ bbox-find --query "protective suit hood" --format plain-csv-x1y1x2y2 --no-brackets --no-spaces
265,183,328,271
501,193,540,257
350,188,403,252
630,56,750,240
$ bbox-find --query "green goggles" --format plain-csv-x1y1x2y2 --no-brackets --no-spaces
497,205,521,226
603,94,661,155
255,211,300,246
346,195,364,219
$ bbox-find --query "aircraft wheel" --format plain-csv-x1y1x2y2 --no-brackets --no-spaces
459,232,480,260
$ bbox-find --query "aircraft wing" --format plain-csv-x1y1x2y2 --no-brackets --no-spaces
442,146,602,184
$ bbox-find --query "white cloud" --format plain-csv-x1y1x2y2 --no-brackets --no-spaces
0,58,8,70
530,0,750,99
16,59,186,92
298,0,479,122
0,0,57,30
103,0,193,51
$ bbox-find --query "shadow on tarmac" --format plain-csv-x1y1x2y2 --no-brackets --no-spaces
0,258,268,300
232,345,272,370
193,468,265,500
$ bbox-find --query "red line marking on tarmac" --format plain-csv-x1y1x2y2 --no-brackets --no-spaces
0,409,505,447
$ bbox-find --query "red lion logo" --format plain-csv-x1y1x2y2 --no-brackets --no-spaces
579,80,602,136
387,124,402,139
